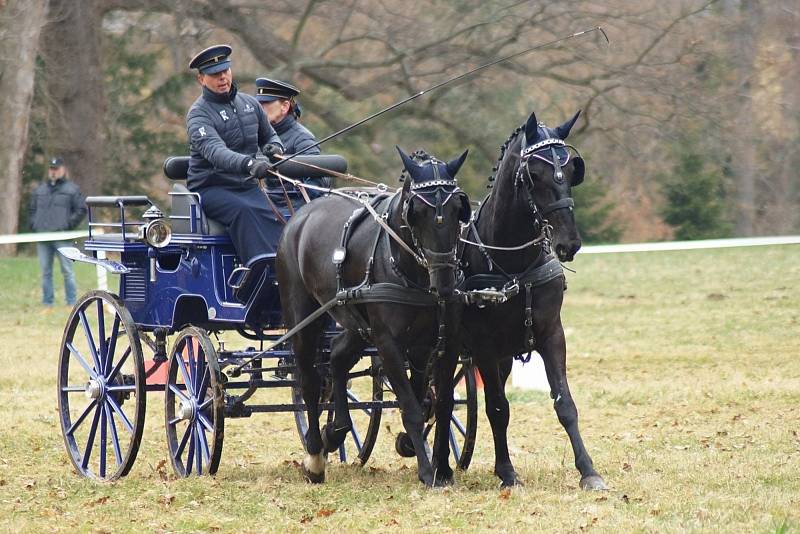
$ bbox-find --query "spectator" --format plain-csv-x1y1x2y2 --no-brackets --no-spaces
28,157,86,306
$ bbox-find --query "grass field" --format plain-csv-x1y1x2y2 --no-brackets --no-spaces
0,245,798,533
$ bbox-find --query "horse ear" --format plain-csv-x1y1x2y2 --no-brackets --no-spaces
555,110,582,140
446,149,469,178
524,111,539,144
396,145,419,178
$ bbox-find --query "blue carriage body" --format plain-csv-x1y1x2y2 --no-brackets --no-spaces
81,189,291,333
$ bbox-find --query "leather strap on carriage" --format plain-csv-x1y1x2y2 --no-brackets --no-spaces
256,179,288,225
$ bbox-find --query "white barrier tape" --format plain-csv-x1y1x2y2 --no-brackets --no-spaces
0,230,88,245
579,235,800,254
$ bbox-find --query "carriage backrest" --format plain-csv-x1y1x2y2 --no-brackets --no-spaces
163,156,190,181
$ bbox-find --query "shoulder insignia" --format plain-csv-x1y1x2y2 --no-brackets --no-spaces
198,126,207,137
219,110,229,121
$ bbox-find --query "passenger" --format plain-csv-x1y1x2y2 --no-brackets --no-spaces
254,78,329,199
185,44,287,265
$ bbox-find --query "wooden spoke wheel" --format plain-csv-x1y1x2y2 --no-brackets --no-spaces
293,354,383,465
164,327,224,477
57,291,146,481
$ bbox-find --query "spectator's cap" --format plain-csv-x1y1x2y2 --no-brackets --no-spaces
255,78,300,103
49,157,65,168
189,44,232,74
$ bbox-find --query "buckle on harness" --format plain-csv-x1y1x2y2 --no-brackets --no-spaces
332,247,346,265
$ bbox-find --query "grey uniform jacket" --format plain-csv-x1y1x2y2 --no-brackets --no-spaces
273,114,319,156
29,178,86,232
186,85,282,190
273,114,330,193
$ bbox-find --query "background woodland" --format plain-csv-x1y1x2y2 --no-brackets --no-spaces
1,0,798,254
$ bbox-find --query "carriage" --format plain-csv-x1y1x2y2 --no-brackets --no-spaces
56,155,477,481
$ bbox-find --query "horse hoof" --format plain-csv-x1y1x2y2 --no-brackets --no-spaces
394,432,416,458
579,474,608,491
495,464,519,487
432,466,454,487
499,476,520,488
321,423,349,454
302,454,326,484
301,465,325,484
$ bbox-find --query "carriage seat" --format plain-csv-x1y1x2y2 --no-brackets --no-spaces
163,156,227,236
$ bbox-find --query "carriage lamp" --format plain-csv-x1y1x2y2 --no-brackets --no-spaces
144,220,172,248
139,206,172,249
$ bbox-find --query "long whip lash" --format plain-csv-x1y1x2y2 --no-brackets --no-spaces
271,26,608,169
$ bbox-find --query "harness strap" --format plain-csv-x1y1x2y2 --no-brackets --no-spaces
257,179,288,225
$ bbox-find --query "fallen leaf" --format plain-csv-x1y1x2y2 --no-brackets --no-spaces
622,462,632,472
0,479,6,486
159,494,175,506
621,494,630,504
87,496,109,507
386,518,400,526
316,508,335,518
300,515,313,524
499,488,512,500
24,480,36,489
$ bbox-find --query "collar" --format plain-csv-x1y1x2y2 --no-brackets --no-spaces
273,113,296,136
202,83,238,104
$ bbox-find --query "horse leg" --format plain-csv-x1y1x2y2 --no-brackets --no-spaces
394,346,430,458
477,356,519,486
538,327,607,490
292,319,327,483
377,340,435,487
322,330,366,453
430,348,459,486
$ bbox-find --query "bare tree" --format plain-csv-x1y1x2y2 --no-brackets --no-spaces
40,0,107,196
0,0,49,255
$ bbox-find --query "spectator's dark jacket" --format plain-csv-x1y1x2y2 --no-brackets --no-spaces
186,84,282,190
29,178,86,231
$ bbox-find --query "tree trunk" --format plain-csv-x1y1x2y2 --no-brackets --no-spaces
41,0,106,196
726,0,762,236
0,0,49,256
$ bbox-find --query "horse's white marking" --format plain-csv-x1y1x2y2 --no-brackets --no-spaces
303,453,326,475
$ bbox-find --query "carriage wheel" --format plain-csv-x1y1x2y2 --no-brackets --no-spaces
57,290,146,481
164,327,224,477
292,354,383,465
396,360,478,470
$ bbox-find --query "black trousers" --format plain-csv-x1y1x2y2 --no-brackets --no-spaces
197,183,287,264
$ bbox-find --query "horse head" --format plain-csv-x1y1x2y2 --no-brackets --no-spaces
396,146,471,298
516,110,585,261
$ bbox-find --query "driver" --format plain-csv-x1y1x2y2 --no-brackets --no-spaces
185,44,285,262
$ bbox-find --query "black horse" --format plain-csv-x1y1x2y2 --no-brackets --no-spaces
276,147,471,486
458,111,607,490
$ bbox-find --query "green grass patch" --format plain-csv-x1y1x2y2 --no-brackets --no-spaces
1,246,799,532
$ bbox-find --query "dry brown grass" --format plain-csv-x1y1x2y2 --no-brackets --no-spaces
1,245,798,532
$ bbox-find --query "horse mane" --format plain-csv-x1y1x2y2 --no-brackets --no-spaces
487,125,524,189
